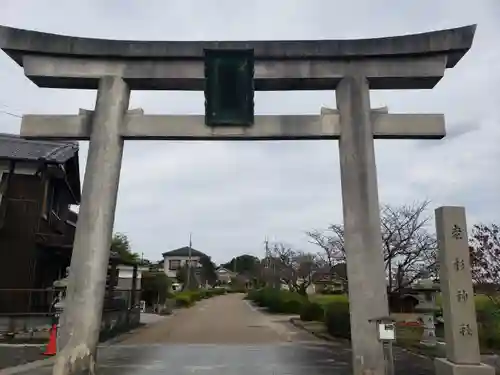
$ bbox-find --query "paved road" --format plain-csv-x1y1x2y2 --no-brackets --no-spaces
17,293,433,375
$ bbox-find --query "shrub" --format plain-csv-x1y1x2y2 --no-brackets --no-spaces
319,288,344,295
325,301,351,339
247,288,306,314
300,302,324,321
310,294,348,308
228,287,248,293
189,290,203,301
211,288,227,296
257,288,282,308
477,304,500,350
246,289,261,301
174,294,193,308
203,288,226,298
281,299,304,314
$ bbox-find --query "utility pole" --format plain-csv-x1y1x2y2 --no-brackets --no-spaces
186,233,192,289
264,236,276,288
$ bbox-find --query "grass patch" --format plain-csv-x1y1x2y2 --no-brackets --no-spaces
309,293,348,307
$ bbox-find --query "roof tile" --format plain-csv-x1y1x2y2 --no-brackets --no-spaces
0,133,78,163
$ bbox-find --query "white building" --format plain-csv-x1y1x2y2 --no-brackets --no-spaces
116,265,149,291
216,267,236,284
162,247,206,279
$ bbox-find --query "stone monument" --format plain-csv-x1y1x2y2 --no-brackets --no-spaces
0,25,476,375
434,206,494,375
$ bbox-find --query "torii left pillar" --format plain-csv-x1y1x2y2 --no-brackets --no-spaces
54,76,130,375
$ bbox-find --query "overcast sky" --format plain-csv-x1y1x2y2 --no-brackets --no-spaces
0,1,499,264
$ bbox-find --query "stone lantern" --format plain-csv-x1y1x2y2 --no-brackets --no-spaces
52,267,70,322
412,273,440,347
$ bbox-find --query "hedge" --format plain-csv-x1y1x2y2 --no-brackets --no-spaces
324,301,351,339
174,293,193,307
246,287,307,314
173,288,226,307
321,298,500,351
227,287,248,294
300,302,324,321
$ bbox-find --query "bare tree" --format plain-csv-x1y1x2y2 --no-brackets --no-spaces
267,242,319,296
306,224,345,267
307,200,437,293
381,201,438,291
470,223,500,307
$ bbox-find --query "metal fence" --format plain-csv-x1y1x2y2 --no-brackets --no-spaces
0,288,139,315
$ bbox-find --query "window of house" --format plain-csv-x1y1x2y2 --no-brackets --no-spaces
0,172,7,198
0,173,7,227
169,260,181,270
45,181,68,218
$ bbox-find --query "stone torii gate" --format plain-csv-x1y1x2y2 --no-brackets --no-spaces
0,25,475,375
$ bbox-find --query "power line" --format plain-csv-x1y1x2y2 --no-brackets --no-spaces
0,108,22,118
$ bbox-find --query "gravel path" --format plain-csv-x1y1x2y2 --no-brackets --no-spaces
120,293,314,344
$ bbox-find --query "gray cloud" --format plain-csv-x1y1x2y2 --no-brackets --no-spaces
0,0,499,263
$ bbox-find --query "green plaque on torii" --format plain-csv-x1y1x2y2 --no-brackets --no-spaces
204,49,254,126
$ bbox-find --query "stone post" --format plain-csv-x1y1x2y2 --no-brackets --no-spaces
336,75,389,375
54,76,129,375
434,206,494,375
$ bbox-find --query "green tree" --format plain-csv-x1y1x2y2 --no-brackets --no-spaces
111,233,140,263
176,264,200,290
141,271,172,306
175,265,187,284
200,256,218,286
222,254,260,274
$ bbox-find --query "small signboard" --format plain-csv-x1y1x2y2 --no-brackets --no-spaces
378,322,396,341
204,49,254,126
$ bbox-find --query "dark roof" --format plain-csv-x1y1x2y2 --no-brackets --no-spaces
0,133,81,202
0,133,78,163
162,247,207,258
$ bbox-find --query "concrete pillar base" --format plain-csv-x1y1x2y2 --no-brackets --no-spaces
435,358,495,375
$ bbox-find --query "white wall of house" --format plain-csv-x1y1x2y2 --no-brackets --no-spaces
116,265,148,290
0,160,39,175
216,267,235,283
163,255,201,278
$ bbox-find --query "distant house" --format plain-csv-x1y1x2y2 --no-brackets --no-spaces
162,246,207,279
311,265,347,294
0,133,81,313
216,267,236,284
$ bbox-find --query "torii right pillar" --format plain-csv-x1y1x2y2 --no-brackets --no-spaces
336,75,389,375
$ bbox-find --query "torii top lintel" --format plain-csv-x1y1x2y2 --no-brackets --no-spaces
0,24,476,91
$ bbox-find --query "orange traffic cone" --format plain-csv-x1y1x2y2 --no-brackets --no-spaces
43,324,57,356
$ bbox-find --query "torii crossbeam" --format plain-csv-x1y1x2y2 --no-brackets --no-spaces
20,109,445,140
